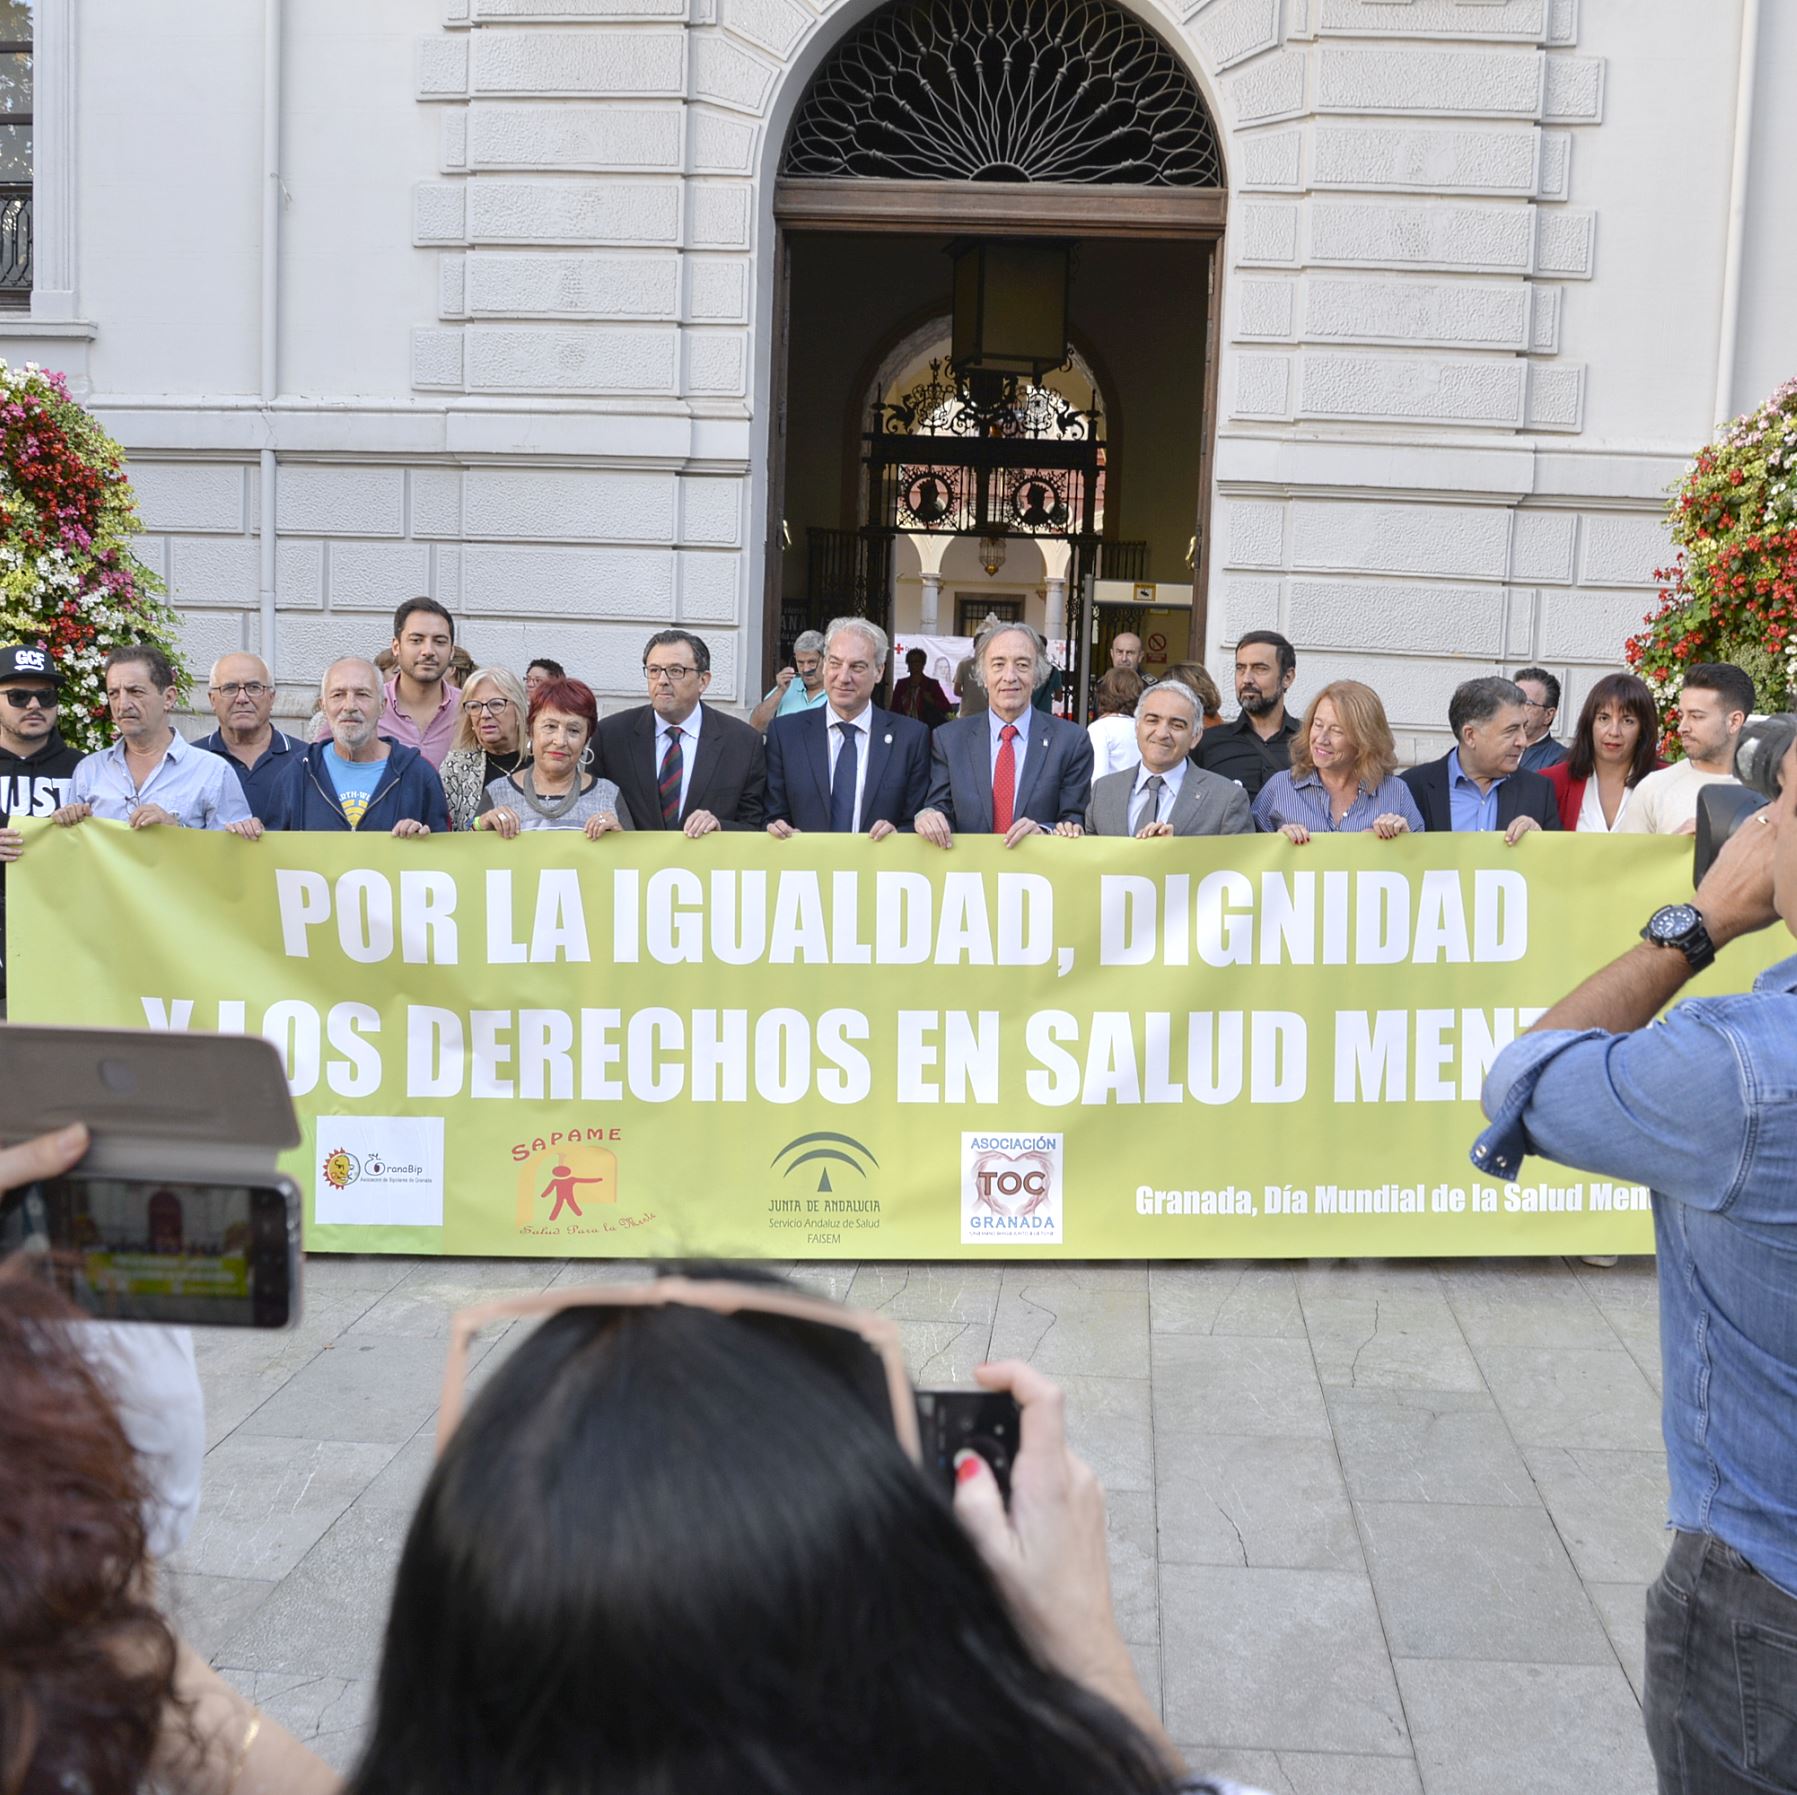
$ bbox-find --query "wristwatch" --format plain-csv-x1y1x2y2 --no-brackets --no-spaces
1640,903,1716,973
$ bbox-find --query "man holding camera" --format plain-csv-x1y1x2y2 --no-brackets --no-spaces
1475,716,1797,1794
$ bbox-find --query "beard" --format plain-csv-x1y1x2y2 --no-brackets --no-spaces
1239,685,1281,717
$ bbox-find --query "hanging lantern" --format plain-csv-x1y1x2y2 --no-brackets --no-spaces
979,533,1008,577
949,239,1072,380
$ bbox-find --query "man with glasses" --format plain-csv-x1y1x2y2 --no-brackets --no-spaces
594,629,765,836
52,645,250,833
1512,666,1567,772
196,651,299,817
0,646,83,1011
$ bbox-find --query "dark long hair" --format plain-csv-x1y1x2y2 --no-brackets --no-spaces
0,1264,181,1795
1566,672,1660,786
349,1272,1176,1795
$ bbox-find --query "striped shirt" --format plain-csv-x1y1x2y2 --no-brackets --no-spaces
1252,768,1425,835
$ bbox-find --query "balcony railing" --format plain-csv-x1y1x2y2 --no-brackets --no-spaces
0,185,31,303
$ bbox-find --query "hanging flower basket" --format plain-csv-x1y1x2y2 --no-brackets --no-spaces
1626,375,1797,752
0,359,182,753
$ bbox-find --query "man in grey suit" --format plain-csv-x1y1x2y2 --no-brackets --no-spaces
1087,679,1254,837
916,622,1092,847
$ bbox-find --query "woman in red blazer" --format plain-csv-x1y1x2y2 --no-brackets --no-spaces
1545,672,1665,832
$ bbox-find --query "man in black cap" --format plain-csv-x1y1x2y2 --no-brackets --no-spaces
0,645,83,1010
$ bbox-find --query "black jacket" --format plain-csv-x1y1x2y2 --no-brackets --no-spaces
1400,754,1562,833
0,728,84,995
593,703,766,831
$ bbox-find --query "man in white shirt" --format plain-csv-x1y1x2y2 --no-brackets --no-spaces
1621,662,1754,835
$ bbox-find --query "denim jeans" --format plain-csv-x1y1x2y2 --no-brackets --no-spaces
1646,1531,1797,1793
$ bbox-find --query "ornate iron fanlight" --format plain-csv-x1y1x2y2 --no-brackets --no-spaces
878,359,1097,442
782,0,1223,188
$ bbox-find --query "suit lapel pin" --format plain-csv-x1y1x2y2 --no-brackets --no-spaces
883,733,892,744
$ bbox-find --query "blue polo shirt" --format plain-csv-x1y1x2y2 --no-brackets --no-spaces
197,727,302,821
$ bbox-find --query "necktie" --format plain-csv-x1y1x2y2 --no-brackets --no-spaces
992,723,1019,833
1133,773,1166,834
657,725,684,827
829,720,859,832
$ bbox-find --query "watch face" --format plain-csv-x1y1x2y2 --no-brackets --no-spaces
1649,903,1701,943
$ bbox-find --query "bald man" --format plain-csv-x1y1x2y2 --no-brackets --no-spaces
258,656,447,836
197,651,300,819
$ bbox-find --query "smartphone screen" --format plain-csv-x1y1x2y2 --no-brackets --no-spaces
5,1175,300,1328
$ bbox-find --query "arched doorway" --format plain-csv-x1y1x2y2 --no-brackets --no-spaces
763,0,1227,717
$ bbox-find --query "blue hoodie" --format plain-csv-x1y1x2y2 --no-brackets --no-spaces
264,739,449,834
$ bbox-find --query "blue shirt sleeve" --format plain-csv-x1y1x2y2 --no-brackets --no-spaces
1389,777,1425,833
202,760,253,828
1481,1010,1753,1212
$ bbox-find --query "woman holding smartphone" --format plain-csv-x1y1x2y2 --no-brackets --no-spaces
337,1269,1266,1795
473,676,630,839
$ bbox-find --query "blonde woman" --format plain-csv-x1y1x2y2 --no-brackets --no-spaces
1251,680,1423,842
439,666,529,831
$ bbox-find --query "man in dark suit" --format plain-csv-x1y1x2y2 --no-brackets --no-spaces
915,622,1093,847
593,628,766,835
766,617,929,839
1402,675,1561,844
1086,679,1253,837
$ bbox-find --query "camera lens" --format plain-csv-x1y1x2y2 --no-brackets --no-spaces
1735,715,1797,801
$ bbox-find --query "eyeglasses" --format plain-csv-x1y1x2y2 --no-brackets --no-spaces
463,697,513,716
1520,699,1552,712
208,682,272,700
644,665,699,683
437,1276,919,1462
1,689,57,710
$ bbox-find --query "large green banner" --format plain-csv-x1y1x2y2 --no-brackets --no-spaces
11,822,1773,1258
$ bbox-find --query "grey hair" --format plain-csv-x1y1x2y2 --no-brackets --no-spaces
1448,676,1527,741
320,656,384,704
792,629,827,658
1136,677,1202,724
824,615,889,666
972,621,1053,692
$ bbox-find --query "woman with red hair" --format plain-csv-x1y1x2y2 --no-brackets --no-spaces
474,677,630,838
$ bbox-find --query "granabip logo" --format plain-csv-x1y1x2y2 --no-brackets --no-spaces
772,1132,878,1195
314,1117,445,1229
961,1133,1064,1245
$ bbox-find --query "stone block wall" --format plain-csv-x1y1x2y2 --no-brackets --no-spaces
72,0,1697,759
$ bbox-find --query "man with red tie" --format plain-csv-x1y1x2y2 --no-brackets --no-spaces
914,622,1093,848
591,629,766,835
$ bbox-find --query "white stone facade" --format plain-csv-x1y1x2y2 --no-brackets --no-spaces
3,0,1792,753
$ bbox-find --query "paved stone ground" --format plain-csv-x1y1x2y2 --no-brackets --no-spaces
168,1253,1668,1793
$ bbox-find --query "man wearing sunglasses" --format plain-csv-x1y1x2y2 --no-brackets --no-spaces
0,645,82,1013
196,652,300,819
